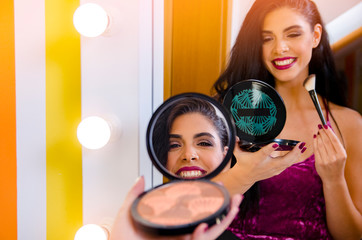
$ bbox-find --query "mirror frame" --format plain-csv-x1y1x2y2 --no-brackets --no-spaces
146,92,236,181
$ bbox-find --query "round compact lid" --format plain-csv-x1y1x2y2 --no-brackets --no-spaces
146,92,235,181
223,79,286,144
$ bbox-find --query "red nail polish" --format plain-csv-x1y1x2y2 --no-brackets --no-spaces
301,147,307,153
318,124,322,129
299,142,305,149
313,134,317,138
272,143,279,148
323,125,328,129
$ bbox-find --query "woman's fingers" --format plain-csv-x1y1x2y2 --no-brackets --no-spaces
313,125,347,181
110,176,145,240
322,125,346,159
122,176,145,208
259,141,304,166
232,141,306,182
191,194,243,240
314,125,346,164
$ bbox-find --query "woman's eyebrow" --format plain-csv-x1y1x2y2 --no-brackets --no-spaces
169,134,182,139
262,25,302,34
283,25,302,32
194,132,215,139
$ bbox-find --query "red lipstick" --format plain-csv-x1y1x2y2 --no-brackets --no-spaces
272,57,296,70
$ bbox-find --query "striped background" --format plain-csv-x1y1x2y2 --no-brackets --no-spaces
0,0,161,239
0,0,358,239
1,0,17,239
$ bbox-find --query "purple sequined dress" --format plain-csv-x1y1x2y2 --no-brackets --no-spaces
228,154,333,239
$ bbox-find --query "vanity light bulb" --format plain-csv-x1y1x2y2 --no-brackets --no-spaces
77,116,111,150
74,224,108,240
73,3,109,37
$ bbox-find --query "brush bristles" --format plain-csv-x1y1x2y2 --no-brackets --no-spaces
303,74,316,91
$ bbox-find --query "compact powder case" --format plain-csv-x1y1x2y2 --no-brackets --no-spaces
131,93,236,236
223,79,299,152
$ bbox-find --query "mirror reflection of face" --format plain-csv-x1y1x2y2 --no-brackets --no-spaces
166,112,228,179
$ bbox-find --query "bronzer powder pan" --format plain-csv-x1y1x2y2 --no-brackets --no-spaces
223,79,299,152
131,93,236,235
132,180,230,235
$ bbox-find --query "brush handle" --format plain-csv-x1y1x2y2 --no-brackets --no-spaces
309,90,327,125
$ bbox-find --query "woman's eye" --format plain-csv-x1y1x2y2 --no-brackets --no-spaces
169,142,181,149
198,141,213,147
262,36,273,43
287,32,301,38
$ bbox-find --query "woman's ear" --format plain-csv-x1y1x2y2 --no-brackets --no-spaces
312,23,322,48
223,146,229,157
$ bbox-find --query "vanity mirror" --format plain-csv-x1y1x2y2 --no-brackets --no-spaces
131,93,235,235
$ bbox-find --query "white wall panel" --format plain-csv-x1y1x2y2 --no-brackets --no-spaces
81,0,163,226
15,0,46,239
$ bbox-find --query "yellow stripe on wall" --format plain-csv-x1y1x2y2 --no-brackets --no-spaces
45,0,82,239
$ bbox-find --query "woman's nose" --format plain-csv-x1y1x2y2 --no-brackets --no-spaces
274,39,289,54
182,147,199,161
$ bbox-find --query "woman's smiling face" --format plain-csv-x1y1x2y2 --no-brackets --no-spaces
166,112,228,179
261,7,321,84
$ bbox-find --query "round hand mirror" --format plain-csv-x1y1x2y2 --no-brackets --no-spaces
147,92,236,180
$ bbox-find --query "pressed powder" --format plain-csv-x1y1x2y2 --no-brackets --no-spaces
132,180,230,235
137,181,224,225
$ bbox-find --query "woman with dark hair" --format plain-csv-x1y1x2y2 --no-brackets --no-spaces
213,0,362,239
153,97,230,176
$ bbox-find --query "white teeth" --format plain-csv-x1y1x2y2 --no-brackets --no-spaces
274,58,294,66
179,170,203,178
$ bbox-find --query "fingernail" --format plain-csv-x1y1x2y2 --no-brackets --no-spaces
272,143,279,148
299,142,305,149
240,194,244,201
203,224,209,232
318,124,323,129
134,175,143,183
313,134,317,138
301,147,307,153
323,124,328,129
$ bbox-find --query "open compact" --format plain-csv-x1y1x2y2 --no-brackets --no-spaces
223,79,299,152
131,92,236,235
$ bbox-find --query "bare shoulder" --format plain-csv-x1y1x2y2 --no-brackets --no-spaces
329,103,362,152
329,104,362,128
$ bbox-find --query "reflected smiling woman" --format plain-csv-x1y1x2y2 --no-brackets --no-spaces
165,98,230,179
152,96,232,179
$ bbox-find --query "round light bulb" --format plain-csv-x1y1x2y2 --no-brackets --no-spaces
73,3,109,37
74,224,108,240
77,116,111,149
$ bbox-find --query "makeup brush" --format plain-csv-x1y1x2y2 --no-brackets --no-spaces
303,74,327,125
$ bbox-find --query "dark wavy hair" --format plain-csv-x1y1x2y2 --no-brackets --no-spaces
153,97,229,167
213,0,347,107
212,0,347,218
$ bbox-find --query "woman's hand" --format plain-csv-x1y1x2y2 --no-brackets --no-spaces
233,137,306,183
313,124,362,240
189,191,242,240
313,124,347,183
110,176,243,240
213,137,305,195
